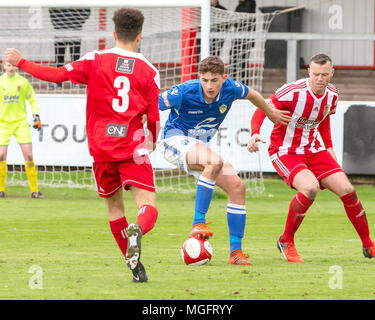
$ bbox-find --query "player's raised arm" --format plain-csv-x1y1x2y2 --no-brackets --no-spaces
4,48,68,83
245,89,291,125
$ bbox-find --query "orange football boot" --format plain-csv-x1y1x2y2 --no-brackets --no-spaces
189,222,213,239
228,249,253,265
277,237,304,263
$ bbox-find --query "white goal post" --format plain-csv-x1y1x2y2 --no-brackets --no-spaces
1,0,277,194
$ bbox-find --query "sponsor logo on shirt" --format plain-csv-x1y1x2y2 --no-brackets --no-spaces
3,95,19,103
295,117,319,129
105,123,128,137
115,57,135,74
188,117,218,139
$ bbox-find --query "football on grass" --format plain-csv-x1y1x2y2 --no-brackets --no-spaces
181,236,212,266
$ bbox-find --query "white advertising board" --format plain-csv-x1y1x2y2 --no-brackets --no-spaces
7,94,351,172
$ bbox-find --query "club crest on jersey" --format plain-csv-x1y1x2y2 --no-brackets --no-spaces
219,104,227,114
17,86,21,92
116,57,135,74
323,104,331,117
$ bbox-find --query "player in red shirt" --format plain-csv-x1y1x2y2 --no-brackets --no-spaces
248,53,375,262
4,8,160,282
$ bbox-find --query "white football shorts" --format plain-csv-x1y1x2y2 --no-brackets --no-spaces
158,135,227,178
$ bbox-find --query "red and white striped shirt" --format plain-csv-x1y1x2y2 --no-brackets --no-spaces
251,78,339,156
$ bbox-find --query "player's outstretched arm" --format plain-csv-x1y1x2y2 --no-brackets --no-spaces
4,48,68,83
246,89,291,125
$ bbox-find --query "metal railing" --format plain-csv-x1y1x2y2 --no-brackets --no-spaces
266,32,375,83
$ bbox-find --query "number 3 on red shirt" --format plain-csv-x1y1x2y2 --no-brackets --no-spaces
112,76,130,113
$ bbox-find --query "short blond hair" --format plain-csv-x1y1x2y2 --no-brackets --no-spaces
309,53,332,66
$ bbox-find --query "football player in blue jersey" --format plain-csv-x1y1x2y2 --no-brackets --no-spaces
159,56,291,265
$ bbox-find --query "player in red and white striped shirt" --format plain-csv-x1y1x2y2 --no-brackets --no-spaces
4,8,160,282
248,53,375,262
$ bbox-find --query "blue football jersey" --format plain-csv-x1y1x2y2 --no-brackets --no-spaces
159,77,249,142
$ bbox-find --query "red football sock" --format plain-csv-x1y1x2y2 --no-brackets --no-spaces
281,192,314,243
341,191,372,248
137,205,158,235
109,216,129,257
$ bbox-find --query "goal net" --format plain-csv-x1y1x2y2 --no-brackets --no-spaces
1,1,276,195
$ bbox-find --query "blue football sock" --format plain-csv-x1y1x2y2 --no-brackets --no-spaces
227,203,247,252
193,175,215,225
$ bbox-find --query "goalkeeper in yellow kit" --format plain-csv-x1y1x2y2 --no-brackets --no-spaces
0,61,44,198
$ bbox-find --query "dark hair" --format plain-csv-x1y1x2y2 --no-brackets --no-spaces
112,8,144,42
309,53,332,66
198,56,225,75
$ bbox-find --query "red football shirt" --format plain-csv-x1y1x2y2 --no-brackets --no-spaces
251,78,339,156
18,47,160,162
65,47,160,161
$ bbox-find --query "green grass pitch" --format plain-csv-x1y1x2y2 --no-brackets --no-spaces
1,179,375,300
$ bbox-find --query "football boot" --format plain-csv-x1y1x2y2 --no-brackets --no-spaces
31,191,44,199
277,237,304,263
189,222,213,239
363,241,375,259
228,249,252,265
126,223,147,282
